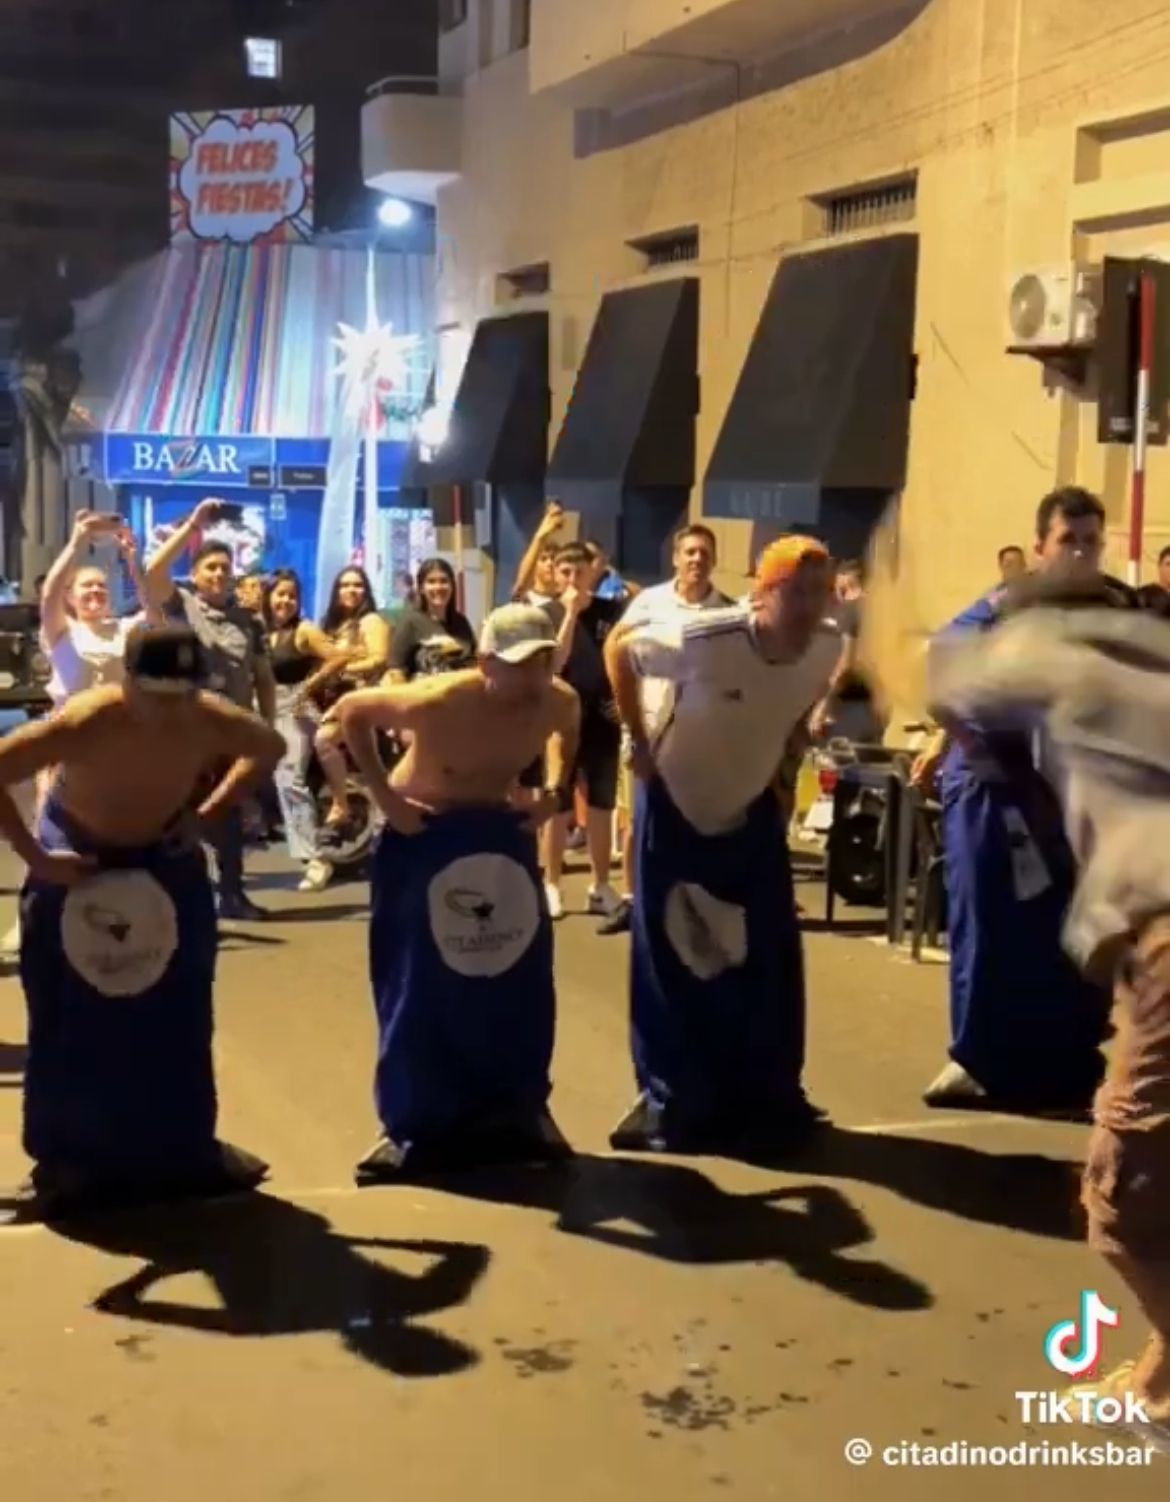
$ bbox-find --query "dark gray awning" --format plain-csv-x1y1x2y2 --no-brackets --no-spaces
407,311,549,487
704,234,918,525
549,277,699,490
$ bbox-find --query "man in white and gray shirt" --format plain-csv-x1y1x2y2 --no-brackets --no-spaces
598,523,731,934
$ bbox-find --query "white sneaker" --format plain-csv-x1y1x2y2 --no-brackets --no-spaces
544,884,565,921
298,859,333,893
587,883,623,918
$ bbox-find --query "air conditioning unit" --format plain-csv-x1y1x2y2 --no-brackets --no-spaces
1007,266,1099,349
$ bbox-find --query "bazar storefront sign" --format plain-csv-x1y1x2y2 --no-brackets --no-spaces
105,435,275,483
102,435,412,490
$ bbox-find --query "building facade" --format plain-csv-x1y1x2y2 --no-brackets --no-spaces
364,0,1170,626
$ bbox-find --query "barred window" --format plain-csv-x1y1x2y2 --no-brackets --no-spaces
629,227,699,271
816,176,917,238
498,262,550,300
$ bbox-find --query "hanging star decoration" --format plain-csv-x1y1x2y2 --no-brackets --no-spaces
334,317,421,431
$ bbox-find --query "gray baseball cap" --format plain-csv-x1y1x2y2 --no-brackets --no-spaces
479,603,557,663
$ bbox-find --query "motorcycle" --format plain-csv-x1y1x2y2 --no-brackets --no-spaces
801,734,922,909
0,603,52,718
304,732,400,876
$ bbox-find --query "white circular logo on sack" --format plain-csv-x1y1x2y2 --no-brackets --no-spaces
664,882,748,982
61,870,180,998
428,854,540,979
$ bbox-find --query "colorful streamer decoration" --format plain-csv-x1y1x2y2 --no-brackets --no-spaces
104,245,433,439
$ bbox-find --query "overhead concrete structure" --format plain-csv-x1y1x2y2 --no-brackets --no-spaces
362,78,463,206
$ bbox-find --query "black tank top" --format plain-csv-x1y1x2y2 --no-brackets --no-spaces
269,627,314,687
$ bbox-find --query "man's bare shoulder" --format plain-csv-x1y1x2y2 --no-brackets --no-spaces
418,669,483,705
194,689,256,719
54,684,127,727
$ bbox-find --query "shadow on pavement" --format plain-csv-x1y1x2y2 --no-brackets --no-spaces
216,930,286,951
799,916,887,937
53,1192,490,1380
748,1127,1086,1242
0,1040,26,1086
263,902,369,925
408,1155,932,1313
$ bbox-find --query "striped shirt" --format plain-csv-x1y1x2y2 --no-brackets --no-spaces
629,602,840,834
620,580,730,734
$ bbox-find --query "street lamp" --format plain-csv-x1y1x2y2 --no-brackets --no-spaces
378,197,414,230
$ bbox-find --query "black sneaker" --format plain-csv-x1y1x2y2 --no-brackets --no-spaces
13,1140,270,1223
597,898,632,935
355,1109,574,1184
610,1092,827,1156
218,893,268,924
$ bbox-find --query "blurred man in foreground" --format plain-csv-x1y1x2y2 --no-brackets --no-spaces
917,488,1127,1116
931,576,1170,1455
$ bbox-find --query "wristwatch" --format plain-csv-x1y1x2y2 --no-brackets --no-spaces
544,785,573,814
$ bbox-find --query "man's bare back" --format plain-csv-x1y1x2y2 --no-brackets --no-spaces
0,684,285,857
53,689,257,841
390,671,578,810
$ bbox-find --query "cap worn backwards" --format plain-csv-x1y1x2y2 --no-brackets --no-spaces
479,603,557,664
124,625,207,694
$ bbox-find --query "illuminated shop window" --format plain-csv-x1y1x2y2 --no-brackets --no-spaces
245,37,282,80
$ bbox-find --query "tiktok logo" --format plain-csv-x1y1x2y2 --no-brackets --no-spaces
1044,1291,1120,1378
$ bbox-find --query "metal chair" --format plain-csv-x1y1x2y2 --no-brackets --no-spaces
909,789,946,961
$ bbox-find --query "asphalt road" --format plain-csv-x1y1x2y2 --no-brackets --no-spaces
0,834,1164,1502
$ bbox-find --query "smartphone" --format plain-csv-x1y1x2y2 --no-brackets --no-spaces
214,502,244,523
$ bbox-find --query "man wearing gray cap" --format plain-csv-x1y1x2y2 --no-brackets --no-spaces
337,602,581,1180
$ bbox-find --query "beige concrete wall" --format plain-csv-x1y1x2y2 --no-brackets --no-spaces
433,0,1170,623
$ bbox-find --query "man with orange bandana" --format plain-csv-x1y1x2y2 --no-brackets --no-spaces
604,536,840,1153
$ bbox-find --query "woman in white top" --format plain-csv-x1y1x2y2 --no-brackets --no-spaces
0,513,151,963
40,510,150,706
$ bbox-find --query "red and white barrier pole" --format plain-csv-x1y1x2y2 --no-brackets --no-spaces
1128,269,1157,588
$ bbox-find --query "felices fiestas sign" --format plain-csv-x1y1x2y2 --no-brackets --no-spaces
170,107,314,245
